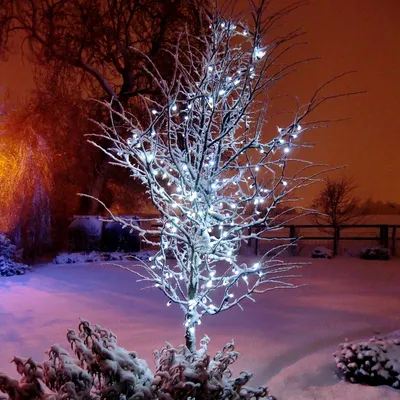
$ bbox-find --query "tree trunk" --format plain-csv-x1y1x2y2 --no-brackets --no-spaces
333,225,340,256
78,154,110,215
185,324,196,353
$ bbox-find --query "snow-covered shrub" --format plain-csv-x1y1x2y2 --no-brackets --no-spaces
68,217,103,252
334,335,400,389
0,319,275,400
52,250,154,264
0,234,29,277
311,247,332,259
102,220,140,252
360,246,390,260
152,336,274,400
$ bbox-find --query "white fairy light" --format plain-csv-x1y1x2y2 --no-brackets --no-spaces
152,109,158,115
254,47,266,60
219,89,226,96
284,147,290,153
171,104,177,111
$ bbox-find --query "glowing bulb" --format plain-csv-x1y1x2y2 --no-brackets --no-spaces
234,78,240,85
189,192,198,201
167,300,172,306
219,89,226,96
189,326,195,333
255,166,260,171
284,147,290,153
152,110,158,115
171,104,177,111
253,263,260,269
208,66,213,72
206,280,212,288
254,48,266,59
282,180,288,186
297,124,302,131
279,138,285,144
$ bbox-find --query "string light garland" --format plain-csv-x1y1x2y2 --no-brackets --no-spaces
89,10,338,353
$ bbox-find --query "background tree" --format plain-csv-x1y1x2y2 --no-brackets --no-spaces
0,0,210,214
312,174,364,255
88,1,353,352
0,108,52,259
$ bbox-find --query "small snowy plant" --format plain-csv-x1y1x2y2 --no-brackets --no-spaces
311,246,333,259
0,233,29,277
88,1,345,354
334,334,400,389
0,319,275,399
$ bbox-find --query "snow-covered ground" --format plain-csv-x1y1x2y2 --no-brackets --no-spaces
0,256,399,399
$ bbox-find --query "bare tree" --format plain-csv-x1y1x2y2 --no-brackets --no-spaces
84,1,358,353
312,174,364,255
0,0,210,213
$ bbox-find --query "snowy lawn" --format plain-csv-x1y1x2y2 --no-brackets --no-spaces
1,256,399,399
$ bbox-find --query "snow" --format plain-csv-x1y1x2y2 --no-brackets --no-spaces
0,256,399,399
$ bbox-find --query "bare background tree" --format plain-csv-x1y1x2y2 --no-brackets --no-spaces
312,174,365,255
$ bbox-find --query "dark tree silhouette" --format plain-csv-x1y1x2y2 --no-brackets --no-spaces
0,0,210,213
312,174,364,255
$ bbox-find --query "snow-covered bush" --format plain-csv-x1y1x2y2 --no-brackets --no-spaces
68,217,103,252
334,334,400,389
360,246,390,260
0,319,275,400
0,233,29,277
311,247,332,259
52,250,154,264
102,220,140,252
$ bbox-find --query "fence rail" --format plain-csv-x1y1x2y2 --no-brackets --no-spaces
249,224,400,256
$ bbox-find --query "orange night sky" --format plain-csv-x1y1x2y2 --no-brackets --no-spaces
0,0,399,204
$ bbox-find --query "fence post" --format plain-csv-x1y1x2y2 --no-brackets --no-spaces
391,226,397,256
289,225,298,256
247,226,252,247
380,225,389,248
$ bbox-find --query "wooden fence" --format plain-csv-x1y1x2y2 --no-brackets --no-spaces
249,224,400,256
71,216,400,256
